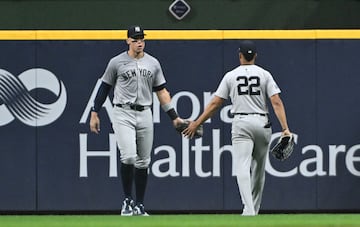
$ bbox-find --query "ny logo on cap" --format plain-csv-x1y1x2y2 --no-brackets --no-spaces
135,26,141,32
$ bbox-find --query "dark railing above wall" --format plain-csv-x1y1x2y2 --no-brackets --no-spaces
0,0,360,30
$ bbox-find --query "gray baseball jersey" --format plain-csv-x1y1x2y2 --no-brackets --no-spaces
215,64,280,113
101,51,166,106
214,64,281,216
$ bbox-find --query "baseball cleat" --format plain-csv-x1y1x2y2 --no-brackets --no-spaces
133,204,149,216
121,198,134,216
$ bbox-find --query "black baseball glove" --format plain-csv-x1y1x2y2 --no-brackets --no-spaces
270,135,295,161
175,120,203,138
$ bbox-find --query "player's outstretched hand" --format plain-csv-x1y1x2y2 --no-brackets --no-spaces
90,112,100,134
182,120,203,139
172,117,185,128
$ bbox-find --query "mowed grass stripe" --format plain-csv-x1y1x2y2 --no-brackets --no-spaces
0,214,359,227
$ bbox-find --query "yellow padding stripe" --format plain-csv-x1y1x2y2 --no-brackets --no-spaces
0,30,360,40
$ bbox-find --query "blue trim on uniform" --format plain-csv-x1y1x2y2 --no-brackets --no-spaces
92,81,112,112
153,83,166,91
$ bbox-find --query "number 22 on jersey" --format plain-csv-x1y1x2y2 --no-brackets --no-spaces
236,76,260,95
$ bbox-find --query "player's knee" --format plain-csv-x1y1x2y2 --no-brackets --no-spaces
121,156,136,165
135,158,150,168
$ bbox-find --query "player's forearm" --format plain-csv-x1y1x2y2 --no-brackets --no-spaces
92,81,112,113
156,88,171,105
195,109,214,126
275,109,289,131
272,98,289,131
156,88,180,121
195,96,223,126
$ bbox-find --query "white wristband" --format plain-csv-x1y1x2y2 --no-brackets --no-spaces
161,103,173,112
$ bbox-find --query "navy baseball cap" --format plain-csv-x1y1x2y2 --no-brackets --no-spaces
127,25,146,39
239,40,257,60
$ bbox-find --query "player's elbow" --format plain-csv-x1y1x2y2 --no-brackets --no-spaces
156,88,171,103
211,96,225,108
270,94,283,108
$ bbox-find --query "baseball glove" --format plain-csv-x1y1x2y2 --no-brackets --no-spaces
175,120,203,138
270,135,295,161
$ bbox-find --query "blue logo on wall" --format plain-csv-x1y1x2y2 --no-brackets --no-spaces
0,68,67,127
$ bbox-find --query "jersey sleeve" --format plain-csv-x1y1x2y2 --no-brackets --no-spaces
265,71,281,97
214,74,230,99
152,59,166,88
101,58,117,86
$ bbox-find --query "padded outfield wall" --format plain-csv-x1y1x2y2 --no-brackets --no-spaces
0,30,360,213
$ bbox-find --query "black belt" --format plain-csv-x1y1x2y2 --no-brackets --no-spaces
234,112,268,117
115,103,146,111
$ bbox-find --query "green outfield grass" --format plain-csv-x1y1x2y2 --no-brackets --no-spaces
0,214,359,227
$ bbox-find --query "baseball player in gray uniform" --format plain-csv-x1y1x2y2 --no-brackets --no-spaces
183,40,292,216
90,25,183,216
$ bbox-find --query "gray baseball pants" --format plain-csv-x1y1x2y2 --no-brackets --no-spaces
231,114,272,215
112,106,153,169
